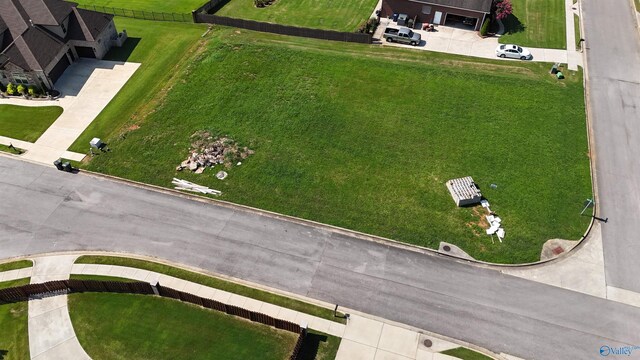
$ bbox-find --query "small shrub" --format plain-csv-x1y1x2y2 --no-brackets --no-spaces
480,18,490,36
358,17,379,33
6,83,15,95
17,84,26,94
28,86,37,96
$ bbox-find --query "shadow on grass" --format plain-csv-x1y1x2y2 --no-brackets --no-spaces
297,332,328,360
0,350,8,360
208,0,233,14
104,37,142,62
502,14,525,34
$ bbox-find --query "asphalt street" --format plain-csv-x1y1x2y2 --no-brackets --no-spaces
2,157,640,359
582,0,640,292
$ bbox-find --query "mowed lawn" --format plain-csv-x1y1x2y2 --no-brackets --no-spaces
69,18,206,153
0,105,62,142
0,278,30,360
214,0,378,31
500,0,566,49
74,0,205,13
69,293,297,360
82,28,591,263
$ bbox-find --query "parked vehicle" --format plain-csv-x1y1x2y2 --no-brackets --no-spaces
495,44,532,60
384,27,421,46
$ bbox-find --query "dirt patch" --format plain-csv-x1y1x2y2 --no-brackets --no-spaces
466,206,490,237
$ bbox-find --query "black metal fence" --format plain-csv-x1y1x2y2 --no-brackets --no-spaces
193,13,372,44
0,280,308,359
80,4,192,22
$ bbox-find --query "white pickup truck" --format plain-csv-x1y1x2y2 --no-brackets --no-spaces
383,27,421,46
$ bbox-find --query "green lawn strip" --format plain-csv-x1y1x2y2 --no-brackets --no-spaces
500,0,566,49
0,260,32,272
0,105,63,142
74,0,204,14
0,277,30,289
83,28,590,263
214,0,378,32
69,274,139,282
574,14,581,50
0,143,26,154
0,278,30,360
68,18,206,154
441,347,494,360
69,292,297,360
75,256,345,323
636,0,640,12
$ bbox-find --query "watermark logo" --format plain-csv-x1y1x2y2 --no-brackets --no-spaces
600,345,640,356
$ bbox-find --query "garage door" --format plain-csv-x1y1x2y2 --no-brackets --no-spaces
75,46,96,58
48,55,70,84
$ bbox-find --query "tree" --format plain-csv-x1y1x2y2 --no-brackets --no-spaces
495,0,513,20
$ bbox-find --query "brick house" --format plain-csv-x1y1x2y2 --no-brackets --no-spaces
0,0,126,91
380,0,492,31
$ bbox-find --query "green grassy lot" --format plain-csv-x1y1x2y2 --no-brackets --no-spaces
500,0,566,49
80,28,590,263
69,18,206,153
214,0,378,31
0,278,30,360
75,256,346,322
0,260,32,272
442,347,493,360
75,0,205,13
0,105,62,142
69,293,297,360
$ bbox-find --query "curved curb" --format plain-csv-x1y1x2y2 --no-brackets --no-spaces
77,168,596,270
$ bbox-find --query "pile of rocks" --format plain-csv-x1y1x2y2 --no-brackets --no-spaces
176,131,254,174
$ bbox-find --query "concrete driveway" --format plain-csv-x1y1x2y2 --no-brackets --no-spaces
0,59,139,165
375,18,580,66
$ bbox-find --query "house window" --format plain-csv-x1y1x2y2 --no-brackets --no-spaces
61,22,66,33
12,73,29,85
422,5,432,14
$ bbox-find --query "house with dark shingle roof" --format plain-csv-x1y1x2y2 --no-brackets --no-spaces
380,0,492,31
0,0,125,91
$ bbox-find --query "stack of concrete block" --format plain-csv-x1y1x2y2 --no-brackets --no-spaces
446,176,482,207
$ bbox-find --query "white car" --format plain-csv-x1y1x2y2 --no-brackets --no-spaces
495,44,532,60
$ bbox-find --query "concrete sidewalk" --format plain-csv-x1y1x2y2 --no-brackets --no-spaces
28,255,90,360
0,59,139,165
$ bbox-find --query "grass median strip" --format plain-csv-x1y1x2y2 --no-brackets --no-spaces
0,278,30,360
0,259,32,272
69,292,298,360
75,255,346,323
0,105,63,143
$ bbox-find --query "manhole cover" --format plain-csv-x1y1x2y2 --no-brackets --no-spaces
443,245,451,252
553,246,564,255
423,339,433,347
